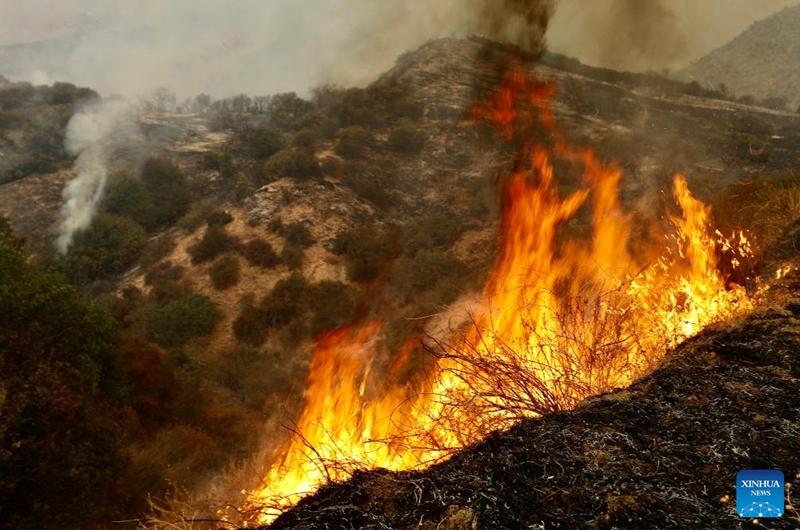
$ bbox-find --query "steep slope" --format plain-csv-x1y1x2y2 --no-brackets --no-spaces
262,281,800,530
678,4,800,110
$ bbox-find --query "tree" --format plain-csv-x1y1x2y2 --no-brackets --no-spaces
140,157,191,227
0,219,129,528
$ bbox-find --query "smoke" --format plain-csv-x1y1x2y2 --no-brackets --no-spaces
547,0,799,72
55,99,139,254
0,0,552,99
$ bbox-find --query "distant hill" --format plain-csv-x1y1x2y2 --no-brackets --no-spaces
678,4,800,111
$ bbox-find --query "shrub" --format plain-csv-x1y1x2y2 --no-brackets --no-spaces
281,221,314,248
103,171,151,225
239,238,280,268
335,126,374,159
239,127,285,159
260,273,311,327
266,92,315,131
209,255,240,290
148,293,219,347
201,150,235,179
188,225,237,264
341,162,395,209
387,121,427,153
177,198,219,234
310,280,360,334
263,148,321,181
333,226,399,282
140,157,191,227
205,210,234,227
61,213,147,284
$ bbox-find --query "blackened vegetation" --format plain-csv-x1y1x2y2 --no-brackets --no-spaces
263,280,800,530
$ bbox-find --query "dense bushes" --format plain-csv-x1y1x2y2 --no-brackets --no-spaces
263,147,321,180
148,293,219,347
239,127,286,159
232,274,360,345
0,222,129,528
140,157,191,227
61,213,148,284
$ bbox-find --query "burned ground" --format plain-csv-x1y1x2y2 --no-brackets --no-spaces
263,278,800,530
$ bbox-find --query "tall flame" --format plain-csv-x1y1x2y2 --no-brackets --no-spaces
245,67,753,523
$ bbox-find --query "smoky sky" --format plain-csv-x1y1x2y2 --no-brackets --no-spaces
0,0,796,98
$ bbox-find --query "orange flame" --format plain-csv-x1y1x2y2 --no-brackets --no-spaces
245,68,753,523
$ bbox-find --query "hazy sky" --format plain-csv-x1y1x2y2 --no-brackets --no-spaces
0,0,797,98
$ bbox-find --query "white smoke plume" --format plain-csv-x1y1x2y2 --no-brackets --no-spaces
55,99,139,254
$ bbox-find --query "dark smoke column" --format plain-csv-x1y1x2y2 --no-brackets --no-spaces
473,0,553,52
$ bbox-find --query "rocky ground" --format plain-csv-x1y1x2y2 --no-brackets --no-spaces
261,275,800,530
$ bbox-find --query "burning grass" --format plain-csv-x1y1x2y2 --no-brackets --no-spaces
238,66,760,525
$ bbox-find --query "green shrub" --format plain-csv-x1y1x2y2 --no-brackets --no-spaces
188,225,237,264
209,255,240,290
103,171,151,225
405,212,461,255
390,250,468,295
387,121,427,153
335,126,374,159
263,148,321,180
292,129,317,149
239,127,285,159
140,157,191,227
148,293,218,347
61,213,147,284
239,237,280,268
145,261,191,303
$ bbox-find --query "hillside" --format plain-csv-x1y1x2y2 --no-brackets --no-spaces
678,3,800,111
4,36,800,528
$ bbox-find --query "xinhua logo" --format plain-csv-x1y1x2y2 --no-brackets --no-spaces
736,470,784,518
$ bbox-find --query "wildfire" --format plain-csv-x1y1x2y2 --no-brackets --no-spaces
245,67,754,523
